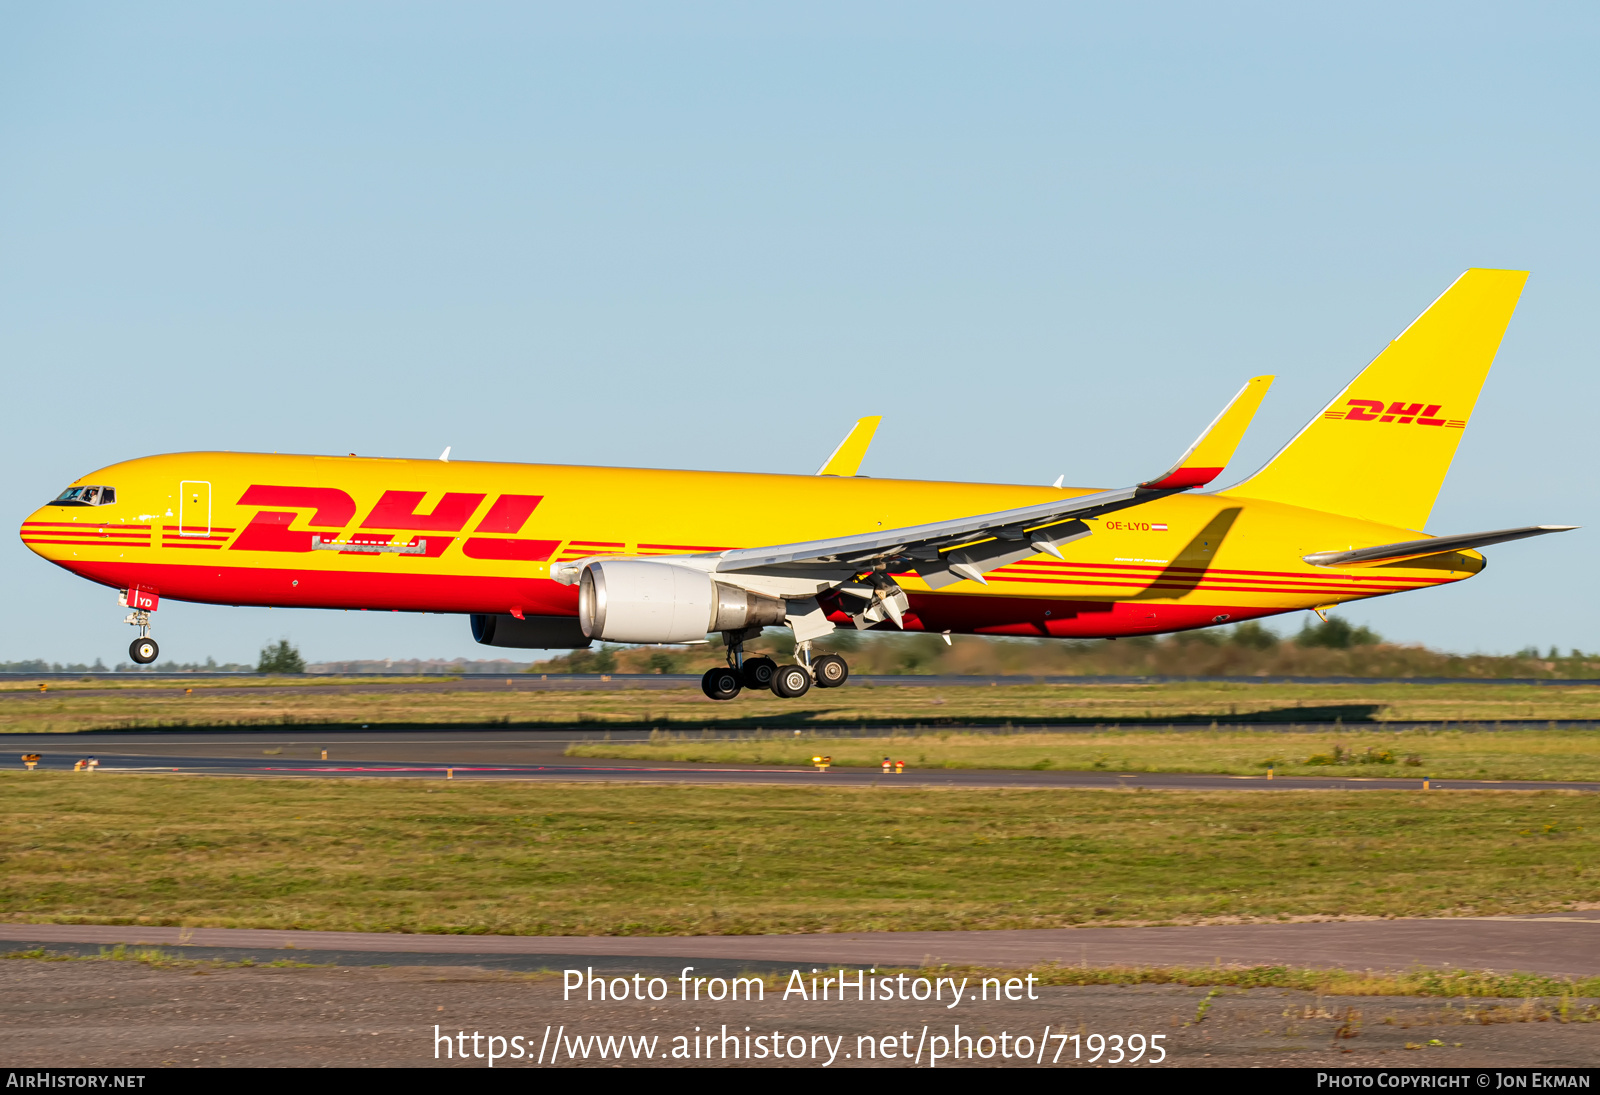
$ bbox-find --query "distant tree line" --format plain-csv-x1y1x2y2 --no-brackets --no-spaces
0,655,251,673
534,615,1600,680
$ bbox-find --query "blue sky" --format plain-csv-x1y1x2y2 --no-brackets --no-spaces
2,3,1596,665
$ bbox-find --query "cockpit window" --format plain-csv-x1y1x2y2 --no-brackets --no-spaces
52,486,116,507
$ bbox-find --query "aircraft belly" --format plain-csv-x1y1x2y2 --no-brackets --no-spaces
893,592,1282,639
60,558,578,617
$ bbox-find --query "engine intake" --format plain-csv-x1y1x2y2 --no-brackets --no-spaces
578,559,786,643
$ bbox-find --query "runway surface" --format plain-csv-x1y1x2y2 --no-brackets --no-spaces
10,671,1600,689
10,729,1599,792
6,673,1600,711
3,916,1597,978
8,675,1599,737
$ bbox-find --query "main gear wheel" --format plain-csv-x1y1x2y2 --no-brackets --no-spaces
741,656,777,691
812,653,849,688
700,666,742,701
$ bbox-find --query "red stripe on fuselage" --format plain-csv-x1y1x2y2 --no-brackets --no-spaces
24,521,152,529
22,538,151,547
58,560,579,616
22,528,151,539
991,558,1438,583
990,566,1442,591
987,573,1443,595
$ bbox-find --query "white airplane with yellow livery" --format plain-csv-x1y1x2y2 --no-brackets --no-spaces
22,269,1574,699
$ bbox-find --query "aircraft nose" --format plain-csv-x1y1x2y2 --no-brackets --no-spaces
20,506,59,559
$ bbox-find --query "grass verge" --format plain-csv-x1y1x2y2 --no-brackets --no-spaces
568,726,1600,782
6,681,1600,737
2,772,1596,935
1,944,323,969
3,944,1593,1013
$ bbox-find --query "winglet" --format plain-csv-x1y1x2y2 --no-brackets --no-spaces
1139,376,1274,490
816,416,883,476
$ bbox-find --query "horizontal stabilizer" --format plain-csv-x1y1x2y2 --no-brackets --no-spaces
1139,375,1274,490
1303,525,1577,568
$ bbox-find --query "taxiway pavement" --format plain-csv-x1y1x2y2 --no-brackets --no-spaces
10,729,1599,793
3,916,1597,978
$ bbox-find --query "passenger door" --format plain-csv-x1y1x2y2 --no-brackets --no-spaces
179,480,212,537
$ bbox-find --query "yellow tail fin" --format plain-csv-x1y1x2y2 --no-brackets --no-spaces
1225,268,1528,530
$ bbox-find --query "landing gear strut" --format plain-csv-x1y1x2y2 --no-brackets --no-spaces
771,639,849,698
728,631,780,692
704,624,850,701
702,627,768,701
125,609,158,665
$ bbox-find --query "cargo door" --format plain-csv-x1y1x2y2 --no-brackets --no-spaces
178,480,212,537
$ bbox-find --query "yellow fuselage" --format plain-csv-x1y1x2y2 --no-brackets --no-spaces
21,451,1481,638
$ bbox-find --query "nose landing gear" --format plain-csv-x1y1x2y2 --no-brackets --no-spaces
120,588,160,665
129,634,159,664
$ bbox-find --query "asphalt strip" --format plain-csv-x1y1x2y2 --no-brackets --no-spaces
3,918,1598,979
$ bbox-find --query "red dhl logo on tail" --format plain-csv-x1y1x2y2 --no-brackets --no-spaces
228,487,560,561
1322,400,1466,428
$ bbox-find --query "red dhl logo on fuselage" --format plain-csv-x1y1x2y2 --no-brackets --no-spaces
228,486,559,562
1323,400,1466,427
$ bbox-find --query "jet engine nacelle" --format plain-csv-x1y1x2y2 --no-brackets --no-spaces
578,559,786,644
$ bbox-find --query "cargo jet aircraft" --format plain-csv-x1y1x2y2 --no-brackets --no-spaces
21,269,1575,699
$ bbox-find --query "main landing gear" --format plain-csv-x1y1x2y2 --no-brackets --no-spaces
700,631,850,702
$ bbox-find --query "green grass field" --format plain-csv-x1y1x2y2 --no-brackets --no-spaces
5,679,1600,736
569,726,1600,782
3,772,1595,936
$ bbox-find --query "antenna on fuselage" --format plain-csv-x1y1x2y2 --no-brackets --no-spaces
439,446,452,462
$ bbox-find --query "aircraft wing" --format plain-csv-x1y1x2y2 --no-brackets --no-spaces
714,376,1274,586
1302,524,1578,568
